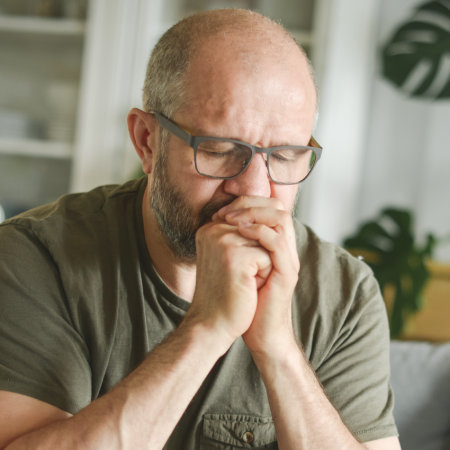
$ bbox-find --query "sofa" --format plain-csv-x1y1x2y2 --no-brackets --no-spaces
390,340,450,450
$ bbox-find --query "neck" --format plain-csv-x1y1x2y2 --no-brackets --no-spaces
142,185,197,302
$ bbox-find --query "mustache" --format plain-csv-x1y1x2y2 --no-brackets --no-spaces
197,196,237,228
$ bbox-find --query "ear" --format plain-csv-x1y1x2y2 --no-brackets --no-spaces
127,108,159,174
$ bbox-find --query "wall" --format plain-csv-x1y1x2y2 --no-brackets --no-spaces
71,0,450,262
358,0,450,262
299,0,380,248
302,0,450,262
70,0,161,192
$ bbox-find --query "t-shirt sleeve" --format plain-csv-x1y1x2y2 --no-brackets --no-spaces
0,223,91,414
314,270,398,443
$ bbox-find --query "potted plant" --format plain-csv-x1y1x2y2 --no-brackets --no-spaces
343,208,449,338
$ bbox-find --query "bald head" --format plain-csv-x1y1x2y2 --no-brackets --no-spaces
143,9,317,121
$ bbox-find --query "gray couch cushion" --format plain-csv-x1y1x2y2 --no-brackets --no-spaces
390,340,450,450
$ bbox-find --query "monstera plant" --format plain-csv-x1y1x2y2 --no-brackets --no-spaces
382,0,450,99
343,208,438,339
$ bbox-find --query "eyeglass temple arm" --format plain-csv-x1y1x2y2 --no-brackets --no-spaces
150,112,194,147
309,136,320,148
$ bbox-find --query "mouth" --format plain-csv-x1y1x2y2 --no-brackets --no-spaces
198,197,236,227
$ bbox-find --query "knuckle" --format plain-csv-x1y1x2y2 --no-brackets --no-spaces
198,223,228,246
273,198,284,210
254,223,266,235
216,232,231,247
222,246,239,268
216,228,240,248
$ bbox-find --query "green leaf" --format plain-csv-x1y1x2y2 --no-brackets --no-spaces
382,0,450,99
343,207,434,338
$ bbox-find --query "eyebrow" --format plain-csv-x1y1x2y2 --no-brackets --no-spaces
191,129,296,148
162,113,309,148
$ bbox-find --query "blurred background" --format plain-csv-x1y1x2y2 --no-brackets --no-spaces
1,1,450,440
0,0,449,262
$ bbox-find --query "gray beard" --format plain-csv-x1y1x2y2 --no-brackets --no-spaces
150,134,234,261
150,132,300,262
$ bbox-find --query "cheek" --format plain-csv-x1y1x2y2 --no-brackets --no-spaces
168,143,196,173
164,144,200,189
166,147,223,204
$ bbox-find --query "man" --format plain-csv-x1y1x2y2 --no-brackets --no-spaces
0,9,400,450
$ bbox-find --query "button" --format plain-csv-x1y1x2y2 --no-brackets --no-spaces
243,431,254,443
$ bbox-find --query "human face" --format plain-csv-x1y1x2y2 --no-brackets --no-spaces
149,35,316,260
151,129,302,261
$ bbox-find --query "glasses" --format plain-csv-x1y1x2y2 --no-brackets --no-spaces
150,111,323,185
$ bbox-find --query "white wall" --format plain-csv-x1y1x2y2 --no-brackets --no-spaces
72,0,318,191
357,0,450,261
302,0,450,262
71,0,162,193
299,0,380,245
72,0,450,261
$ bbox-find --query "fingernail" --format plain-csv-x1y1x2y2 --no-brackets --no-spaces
239,221,252,228
226,211,239,218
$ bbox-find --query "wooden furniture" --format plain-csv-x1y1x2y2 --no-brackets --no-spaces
384,261,450,342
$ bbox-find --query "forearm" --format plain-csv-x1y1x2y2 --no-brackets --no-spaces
252,345,363,450
6,320,231,450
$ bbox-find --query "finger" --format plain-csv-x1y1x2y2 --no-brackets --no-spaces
199,222,262,249
227,208,297,250
217,196,284,220
257,264,272,285
233,241,272,281
255,274,269,290
237,222,299,277
225,207,292,230
251,247,273,278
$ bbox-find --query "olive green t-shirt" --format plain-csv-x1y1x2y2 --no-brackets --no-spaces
0,177,397,448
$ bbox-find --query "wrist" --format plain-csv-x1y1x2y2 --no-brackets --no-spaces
251,339,304,372
179,314,235,357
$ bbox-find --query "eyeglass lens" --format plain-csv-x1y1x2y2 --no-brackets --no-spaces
196,140,316,184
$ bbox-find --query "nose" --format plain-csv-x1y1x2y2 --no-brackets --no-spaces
222,153,271,198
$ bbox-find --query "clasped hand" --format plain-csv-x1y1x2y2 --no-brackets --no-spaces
186,196,300,358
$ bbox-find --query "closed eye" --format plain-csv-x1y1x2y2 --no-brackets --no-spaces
271,154,293,163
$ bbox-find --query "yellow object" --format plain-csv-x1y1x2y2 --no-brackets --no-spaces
384,261,450,342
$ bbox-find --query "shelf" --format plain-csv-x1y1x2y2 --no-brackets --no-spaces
0,137,72,159
0,15,85,36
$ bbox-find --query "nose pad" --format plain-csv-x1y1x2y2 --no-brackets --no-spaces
241,153,269,179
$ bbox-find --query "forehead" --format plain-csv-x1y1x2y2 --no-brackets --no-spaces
180,35,316,141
